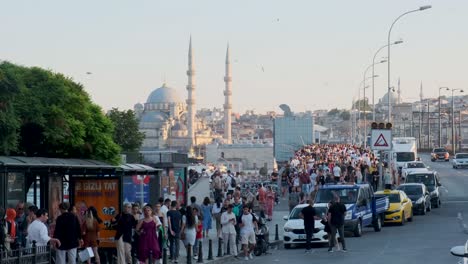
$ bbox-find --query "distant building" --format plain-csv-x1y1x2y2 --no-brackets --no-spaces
205,143,274,172
274,115,315,162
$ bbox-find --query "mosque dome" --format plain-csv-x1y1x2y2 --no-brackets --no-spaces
140,112,168,123
134,103,144,110
146,83,182,104
381,90,399,104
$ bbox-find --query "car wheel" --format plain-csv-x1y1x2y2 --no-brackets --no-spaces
284,243,291,249
427,201,432,212
354,219,362,237
408,209,413,222
400,211,405,226
373,215,382,232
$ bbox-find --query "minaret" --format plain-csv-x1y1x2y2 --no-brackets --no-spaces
186,36,195,147
419,81,424,101
223,44,232,144
397,78,401,104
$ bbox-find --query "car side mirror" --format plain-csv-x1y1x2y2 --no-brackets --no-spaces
283,215,289,221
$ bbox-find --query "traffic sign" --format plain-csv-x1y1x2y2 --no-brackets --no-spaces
370,129,392,150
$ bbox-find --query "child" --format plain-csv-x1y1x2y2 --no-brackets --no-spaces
192,208,204,259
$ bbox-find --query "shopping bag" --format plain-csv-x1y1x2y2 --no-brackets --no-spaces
78,247,94,262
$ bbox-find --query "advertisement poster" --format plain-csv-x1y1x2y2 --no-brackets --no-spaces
123,175,151,205
74,178,119,248
174,168,185,205
49,175,63,223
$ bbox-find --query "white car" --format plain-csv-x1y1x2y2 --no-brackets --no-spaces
401,161,429,178
283,204,337,249
453,153,468,169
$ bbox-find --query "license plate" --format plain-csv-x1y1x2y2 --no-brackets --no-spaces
298,235,306,239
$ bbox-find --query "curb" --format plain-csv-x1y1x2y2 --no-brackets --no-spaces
200,240,283,264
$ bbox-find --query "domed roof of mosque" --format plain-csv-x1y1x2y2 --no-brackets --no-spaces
381,90,399,104
140,111,168,123
146,83,182,104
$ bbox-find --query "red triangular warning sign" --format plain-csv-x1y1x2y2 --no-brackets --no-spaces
374,133,389,147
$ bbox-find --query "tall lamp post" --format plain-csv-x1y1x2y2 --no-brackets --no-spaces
438,87,450,147
358,75,379,146
364,60,386,148
387,5,432,122
451,89,464,154
372,40,403,121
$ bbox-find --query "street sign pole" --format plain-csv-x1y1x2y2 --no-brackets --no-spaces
370,123,393,191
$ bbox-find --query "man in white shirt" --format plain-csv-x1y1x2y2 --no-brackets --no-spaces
225,171,235,196
220,204,237,257
239,207,258,261
27,209,60,247
333,164,342,182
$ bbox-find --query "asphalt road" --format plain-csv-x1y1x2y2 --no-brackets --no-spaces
226,154,468,264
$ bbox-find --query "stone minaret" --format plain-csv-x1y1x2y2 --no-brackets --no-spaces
223,44,232,144
186,37,196,147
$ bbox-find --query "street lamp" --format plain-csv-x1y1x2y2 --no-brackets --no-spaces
358,75,379,145
387,5,432,123
439,87,450,147
451,88,464,154
363,60,386,148
372,40,403,121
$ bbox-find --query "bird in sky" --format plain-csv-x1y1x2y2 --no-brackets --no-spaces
86,72,92,75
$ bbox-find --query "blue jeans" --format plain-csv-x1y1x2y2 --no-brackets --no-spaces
169,234,180,259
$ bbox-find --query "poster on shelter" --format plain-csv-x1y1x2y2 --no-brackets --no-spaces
174,168,185,205
74,178,119,248
49,175,63,222
123,175,150,205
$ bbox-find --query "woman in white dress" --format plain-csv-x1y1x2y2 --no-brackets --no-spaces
181,206,198,250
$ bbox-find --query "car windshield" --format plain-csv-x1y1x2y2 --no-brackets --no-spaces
398,185,423,195
434,148,446,152
315,188,358,204
397,152,415,162
456,154,468,159
288,206,328,220
407,163,425,169
377,193,400,203
406,174,435,190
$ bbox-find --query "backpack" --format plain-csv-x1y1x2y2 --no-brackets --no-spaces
230,176,236,188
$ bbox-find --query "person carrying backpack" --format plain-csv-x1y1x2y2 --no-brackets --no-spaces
226,170,236,196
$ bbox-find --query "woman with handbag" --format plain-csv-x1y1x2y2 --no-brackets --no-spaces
180,206,198,255
82,207,102,264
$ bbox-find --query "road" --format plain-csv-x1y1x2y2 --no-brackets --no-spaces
225,154,468,264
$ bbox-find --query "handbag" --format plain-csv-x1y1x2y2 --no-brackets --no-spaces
180,232,186,241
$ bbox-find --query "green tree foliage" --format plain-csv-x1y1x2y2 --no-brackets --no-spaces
327,108,340,116
0,62,121,164
340,110,351,121
107,108,145,152
353,98,372,112
0,65,20,154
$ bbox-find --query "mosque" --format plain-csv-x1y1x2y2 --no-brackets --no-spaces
134,38,233,154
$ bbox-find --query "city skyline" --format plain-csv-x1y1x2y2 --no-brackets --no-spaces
1,1,467,113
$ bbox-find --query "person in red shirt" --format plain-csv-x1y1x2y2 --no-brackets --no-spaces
192,208,203,259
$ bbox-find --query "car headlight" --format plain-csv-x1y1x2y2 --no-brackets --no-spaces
388,208,402,213
344,210,352,220
284,227,293,232
415,197,424,204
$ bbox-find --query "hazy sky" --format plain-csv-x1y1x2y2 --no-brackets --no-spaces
1,1,467,114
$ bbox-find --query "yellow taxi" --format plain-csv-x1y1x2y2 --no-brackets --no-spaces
375,189,413,225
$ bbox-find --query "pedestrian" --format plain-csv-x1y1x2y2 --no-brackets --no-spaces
153,203,167,253
327,196,347,252
181,206,198,255
384,167,393,190
5,208,16,251
15,202,27,248
300,199,321,253
112,203,136,264
201,197,213,238
0,207,6,253
192,207,202,259
167,201,182,263
265,186,275,221
239,207,257,261
288,187,300,212
221,204,237,257
82,207,101,264
211,197,223,239
27,209,61,247
54,202,83,264
136,205,162,263
280,172,289,197
190,196,203,219
213,172,223,201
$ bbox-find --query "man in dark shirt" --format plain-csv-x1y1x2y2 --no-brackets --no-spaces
54,202,82,264
112,203,137,264
327,196,347,252
300,199,321,253
167,201,182,263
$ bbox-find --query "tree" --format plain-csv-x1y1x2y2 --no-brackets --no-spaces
328,108,340,116
0,64,20,154
107,108,145,152
0,61,121,164
353,98,372,112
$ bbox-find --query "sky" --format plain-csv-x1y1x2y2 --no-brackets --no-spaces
1,0,467,114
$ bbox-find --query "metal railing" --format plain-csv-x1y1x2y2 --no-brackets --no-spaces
0,242,51,264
